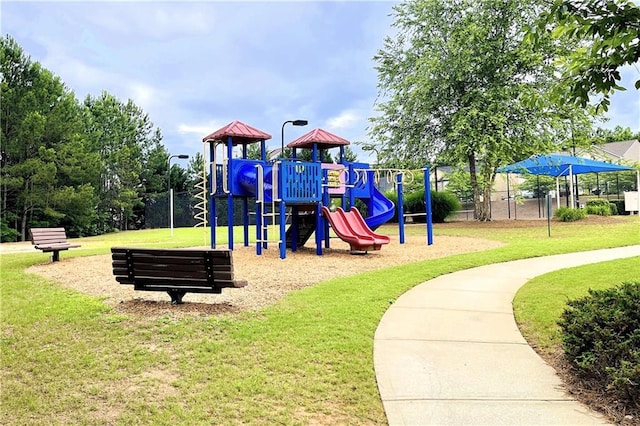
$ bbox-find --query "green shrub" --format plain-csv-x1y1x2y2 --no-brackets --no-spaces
1,218,20,242
610,199,628,216
404,190,426,217
431,191,461,223
608,202,619,215
585,199,612,216
554,207,586,222
403,190,460,223
383,189,460,223
558,282,640,405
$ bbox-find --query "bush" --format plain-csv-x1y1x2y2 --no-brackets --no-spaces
404,190,426,218
608,202,619,215
554,206,586,222
1,219,19,242
431,191,461,223
558,282,640,405
400,189,461,223
585,198,612,216
610,199,628,216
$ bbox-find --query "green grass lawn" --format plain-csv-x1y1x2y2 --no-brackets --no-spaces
1,216,639,425
513,256,640,355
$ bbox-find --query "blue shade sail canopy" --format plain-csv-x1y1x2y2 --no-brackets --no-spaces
497,154,634,177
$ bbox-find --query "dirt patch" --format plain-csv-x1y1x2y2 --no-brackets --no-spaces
27,232,502,320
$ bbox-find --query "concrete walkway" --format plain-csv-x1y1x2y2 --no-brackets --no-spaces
374,245,640,425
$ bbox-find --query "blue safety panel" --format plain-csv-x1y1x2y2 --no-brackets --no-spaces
213,164,224,196
279,160,322,203
347,162,372,199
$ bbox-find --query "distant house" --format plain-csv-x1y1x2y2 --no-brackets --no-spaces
585,139,640,164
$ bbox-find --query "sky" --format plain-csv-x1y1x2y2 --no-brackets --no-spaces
3,1,639,165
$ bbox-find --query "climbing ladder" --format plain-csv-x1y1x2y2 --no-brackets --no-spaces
193,144,209,228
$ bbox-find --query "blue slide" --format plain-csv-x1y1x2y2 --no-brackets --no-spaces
365,186,395,230
236,162,275,202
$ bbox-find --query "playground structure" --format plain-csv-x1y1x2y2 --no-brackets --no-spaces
197,120,433,259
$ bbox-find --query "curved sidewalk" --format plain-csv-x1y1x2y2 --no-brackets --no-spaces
374,245,640,425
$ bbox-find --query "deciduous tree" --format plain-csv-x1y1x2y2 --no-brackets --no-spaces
370,0,592,220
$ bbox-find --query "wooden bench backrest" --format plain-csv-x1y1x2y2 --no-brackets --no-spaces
30,227,70,245
111,247,241,289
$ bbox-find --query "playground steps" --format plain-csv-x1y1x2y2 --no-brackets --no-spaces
285,212,316,249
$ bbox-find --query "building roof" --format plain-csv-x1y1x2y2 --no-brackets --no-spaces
287,128,350,149
555,140,640,164
596,139,639,162
202,120,271,145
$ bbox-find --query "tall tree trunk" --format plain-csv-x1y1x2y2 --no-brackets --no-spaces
479,186,492,221
468,153,480,220
20,205,28,242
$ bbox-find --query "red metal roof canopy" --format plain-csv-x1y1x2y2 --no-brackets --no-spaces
202,120,272,145
287,128,350,149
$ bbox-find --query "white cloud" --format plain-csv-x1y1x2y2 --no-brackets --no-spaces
177,121,225,136
126,82,158,110
326,110,362,129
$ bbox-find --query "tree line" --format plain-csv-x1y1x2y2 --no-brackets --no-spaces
0,35,360,242
1,35,204,241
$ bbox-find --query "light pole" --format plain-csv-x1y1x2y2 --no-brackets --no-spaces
168,154,189,236
281,119,308,157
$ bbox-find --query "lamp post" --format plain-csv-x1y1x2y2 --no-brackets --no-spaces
281,119,308,157
168,154,189,236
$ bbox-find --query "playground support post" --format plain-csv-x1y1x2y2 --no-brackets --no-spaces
348,163,356,210
323,168,331,249
397,172,405,244
279,200,286,259
424,167,433,245
208,142,216,248
226,136,234,250
243,198,249,246
255,164,263,255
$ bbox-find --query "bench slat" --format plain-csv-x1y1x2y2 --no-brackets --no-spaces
112,259,232,272
115,276,246,289
111,247,233,265
36,243,81,249
112,267,235,281
112,254,233,270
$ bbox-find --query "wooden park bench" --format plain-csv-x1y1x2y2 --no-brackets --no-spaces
111,247,248,304
29,227,81,262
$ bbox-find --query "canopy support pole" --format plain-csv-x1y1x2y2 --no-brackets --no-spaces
637,170,640,215
556,177,560,209
569,165,575,209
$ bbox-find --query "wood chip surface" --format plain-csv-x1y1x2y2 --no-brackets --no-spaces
26,232,502,319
